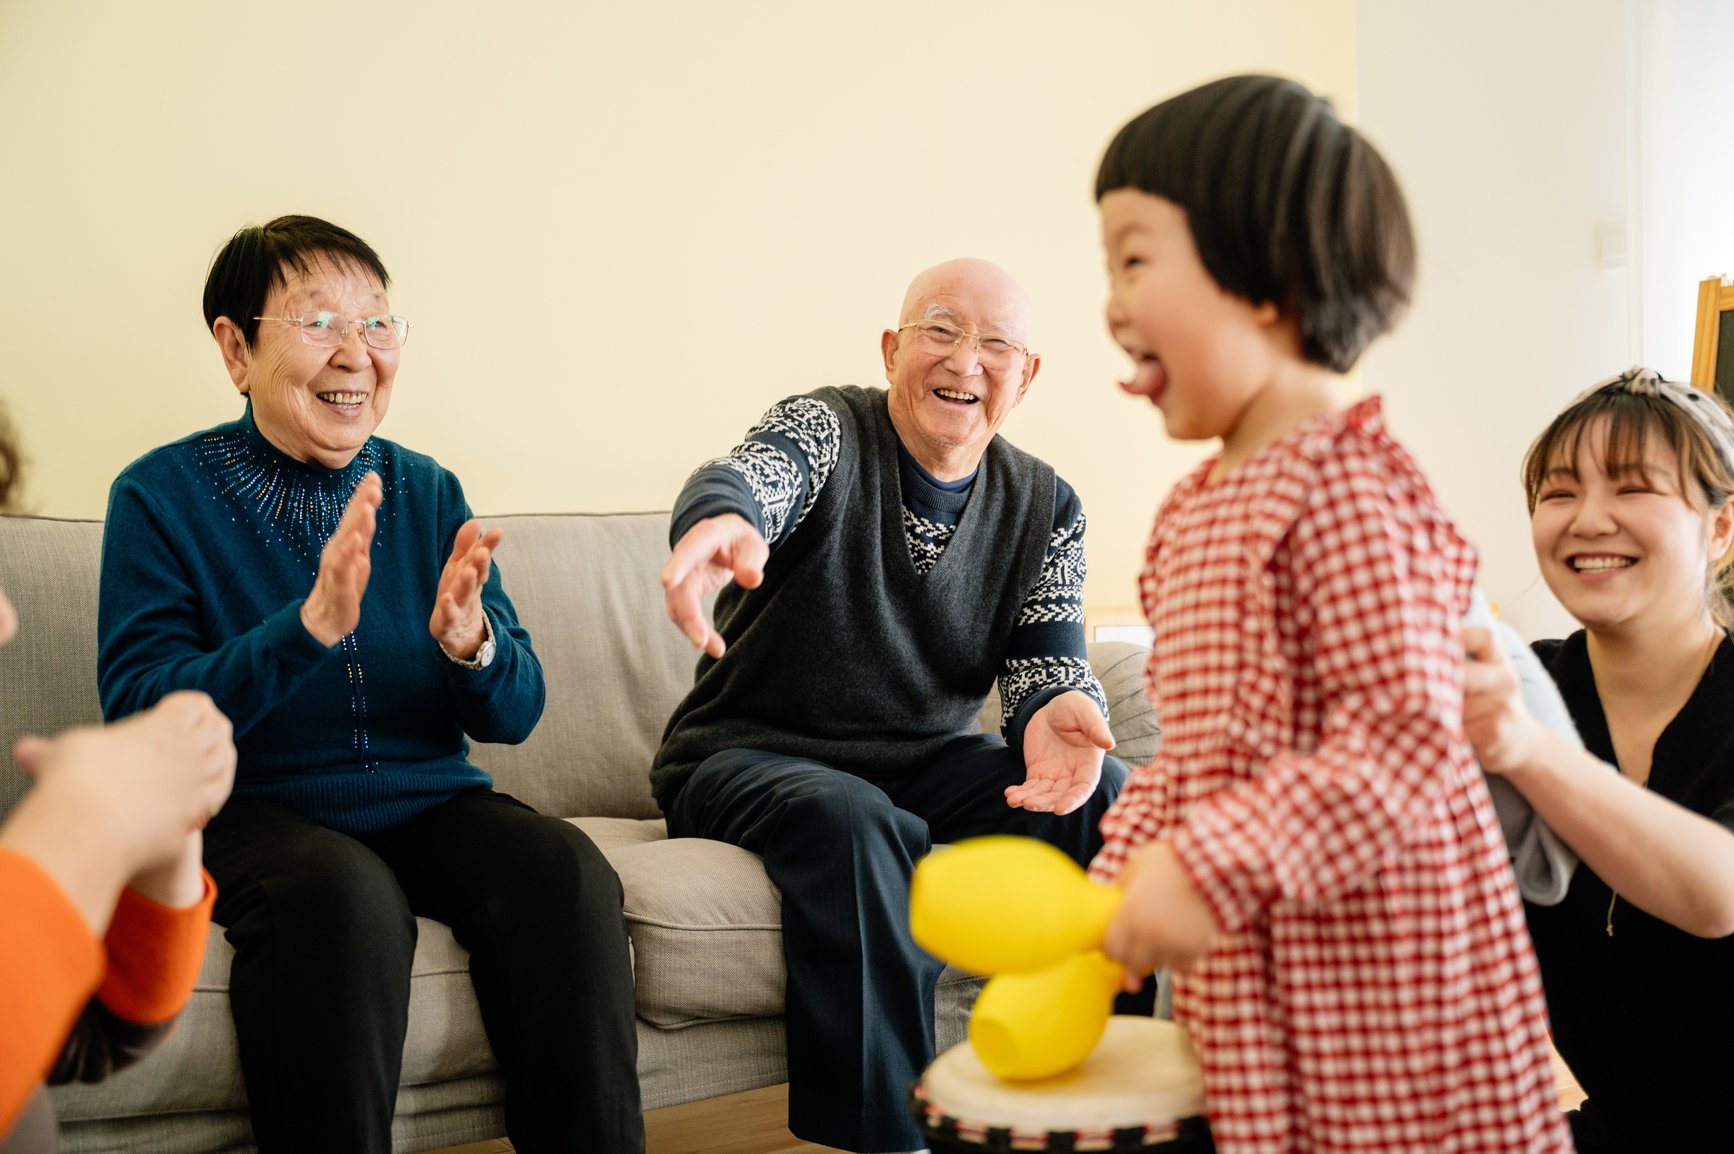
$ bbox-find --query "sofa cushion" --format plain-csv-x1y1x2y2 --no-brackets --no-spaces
468,512,702,823
606,830,992,1034
571,814,669,853
609,836,785,1027
0,516,104,819
52,916,497,1123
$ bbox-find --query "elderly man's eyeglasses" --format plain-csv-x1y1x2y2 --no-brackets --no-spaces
255,312,412,350
897,321,1029,369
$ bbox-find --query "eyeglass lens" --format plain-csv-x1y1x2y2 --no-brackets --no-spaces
298,312,408,349
911,323,1023,366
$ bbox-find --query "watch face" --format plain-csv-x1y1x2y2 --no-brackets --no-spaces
478,639,496,668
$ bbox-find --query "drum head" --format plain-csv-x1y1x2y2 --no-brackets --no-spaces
918,1015,1205,1132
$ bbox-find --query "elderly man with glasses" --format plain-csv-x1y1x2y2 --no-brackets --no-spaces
655,258,1128,1154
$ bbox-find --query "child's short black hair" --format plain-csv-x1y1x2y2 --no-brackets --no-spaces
1096,74,1415,373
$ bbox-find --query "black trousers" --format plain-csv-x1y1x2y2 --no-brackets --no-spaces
203,789,644,1154
665,735,1128,1154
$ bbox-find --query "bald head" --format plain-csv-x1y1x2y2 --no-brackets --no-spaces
898,258,1033,341
881,257,1042,481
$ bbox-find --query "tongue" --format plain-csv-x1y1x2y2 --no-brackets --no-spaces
1120,359,1167,398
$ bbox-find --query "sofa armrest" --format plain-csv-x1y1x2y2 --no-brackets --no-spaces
974,640,1159,766
1086,640,1160,766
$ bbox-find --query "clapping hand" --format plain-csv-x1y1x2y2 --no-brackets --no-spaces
430,519,504,661
301,473,383,647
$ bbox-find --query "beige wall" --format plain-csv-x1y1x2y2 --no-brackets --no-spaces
0,0,1353,613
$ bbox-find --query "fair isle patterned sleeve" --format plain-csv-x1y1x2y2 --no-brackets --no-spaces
998,479,1107,751
669,395,843,549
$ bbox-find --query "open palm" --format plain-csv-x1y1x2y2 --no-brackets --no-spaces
1004,691,1115,815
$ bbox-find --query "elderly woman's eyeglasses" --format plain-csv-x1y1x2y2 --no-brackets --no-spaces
897,321,1029,369
255,312,412,350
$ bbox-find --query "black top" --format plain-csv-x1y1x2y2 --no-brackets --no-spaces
1526,629,1734,1151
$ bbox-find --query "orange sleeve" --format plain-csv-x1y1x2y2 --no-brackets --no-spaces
95,869,216,1026
0,849,104,1136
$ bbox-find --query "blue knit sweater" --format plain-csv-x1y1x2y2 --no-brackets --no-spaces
97,405,544,834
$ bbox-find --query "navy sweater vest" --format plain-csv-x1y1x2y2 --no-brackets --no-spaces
652,385,1053,808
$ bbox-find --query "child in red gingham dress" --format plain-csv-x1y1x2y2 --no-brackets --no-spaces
1090,76,1570,1153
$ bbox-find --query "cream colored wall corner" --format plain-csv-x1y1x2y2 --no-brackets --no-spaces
1355,0,1630,642
0,0,1352,616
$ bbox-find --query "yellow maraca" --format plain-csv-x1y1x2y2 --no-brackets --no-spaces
909,835,1122,975
970,950,1124,1080
910,836,1128,1080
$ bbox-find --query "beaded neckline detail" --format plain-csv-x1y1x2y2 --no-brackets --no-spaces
193,406,384,561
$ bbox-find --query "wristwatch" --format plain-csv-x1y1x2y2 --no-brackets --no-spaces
443,612,496,670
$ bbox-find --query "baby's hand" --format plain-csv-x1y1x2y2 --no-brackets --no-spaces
1102,841,1220,989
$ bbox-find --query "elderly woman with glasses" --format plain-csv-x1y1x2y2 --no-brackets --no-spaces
95,216,643,1154
1463,368,1734,1153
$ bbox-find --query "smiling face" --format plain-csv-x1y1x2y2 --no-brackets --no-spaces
1100,188,1294,452
215,258,398,469
881,259,1039,481
1531,422,1734,637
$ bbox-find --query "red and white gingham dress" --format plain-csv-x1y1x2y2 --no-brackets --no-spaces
1092,399,1569,1153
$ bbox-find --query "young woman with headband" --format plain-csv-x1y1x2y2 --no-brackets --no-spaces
1464,366,1734,1153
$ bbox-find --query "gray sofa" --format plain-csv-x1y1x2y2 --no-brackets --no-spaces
0,510,1159,1154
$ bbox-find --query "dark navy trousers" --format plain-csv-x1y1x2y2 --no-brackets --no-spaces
664,735,1128,1153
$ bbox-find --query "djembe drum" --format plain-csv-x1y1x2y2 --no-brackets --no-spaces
912,1016,1213,1153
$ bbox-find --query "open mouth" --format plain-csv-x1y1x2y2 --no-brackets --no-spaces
318,391,369,410
1569,554,1635,573
933,388,978,405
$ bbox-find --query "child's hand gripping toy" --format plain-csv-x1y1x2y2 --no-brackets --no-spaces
910,835,1126,1080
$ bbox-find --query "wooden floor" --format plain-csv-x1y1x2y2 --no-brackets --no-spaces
431,1052,1586,1154
428,1083,833,1154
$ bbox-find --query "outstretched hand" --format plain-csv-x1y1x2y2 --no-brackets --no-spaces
430,519,504,661
1005,690,1115,815
661,514,768,658
302,472,383,647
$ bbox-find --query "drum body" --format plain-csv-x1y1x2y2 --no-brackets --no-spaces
912,1016,1214,1152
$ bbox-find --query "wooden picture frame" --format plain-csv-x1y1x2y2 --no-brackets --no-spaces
1692,274,1734,402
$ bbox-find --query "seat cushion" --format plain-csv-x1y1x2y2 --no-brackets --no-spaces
591,820,986,1032
607,835,786,1027
52,916,495,1123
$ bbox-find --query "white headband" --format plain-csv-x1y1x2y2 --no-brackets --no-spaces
1570,366,1734,477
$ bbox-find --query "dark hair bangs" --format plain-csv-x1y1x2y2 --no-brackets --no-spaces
202,216,391,348
1523,392,1713,512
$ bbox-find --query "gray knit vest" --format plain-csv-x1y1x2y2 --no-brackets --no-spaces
651,385,1055,809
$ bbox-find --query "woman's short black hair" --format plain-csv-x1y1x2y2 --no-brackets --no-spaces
1096,74,1415,373
202,215,392,348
